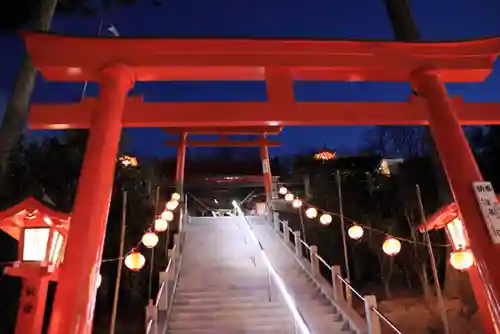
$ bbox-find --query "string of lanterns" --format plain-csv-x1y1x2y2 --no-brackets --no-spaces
278,186,472,270
124,192,181,272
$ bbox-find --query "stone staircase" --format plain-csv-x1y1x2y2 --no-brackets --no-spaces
165,216,363,334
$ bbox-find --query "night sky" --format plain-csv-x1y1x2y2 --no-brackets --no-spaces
1,0,500,158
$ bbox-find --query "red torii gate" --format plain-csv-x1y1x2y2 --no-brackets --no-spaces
163,126,282,204
22,31,500,334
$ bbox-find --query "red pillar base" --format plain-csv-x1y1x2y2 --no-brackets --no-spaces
14,273,50,334
412,67,500,334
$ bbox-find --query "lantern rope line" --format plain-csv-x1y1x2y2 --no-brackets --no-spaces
122,192,181,271
284,194,450,248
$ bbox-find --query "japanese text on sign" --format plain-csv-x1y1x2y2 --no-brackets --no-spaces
262,159,269,174
473,182,500,244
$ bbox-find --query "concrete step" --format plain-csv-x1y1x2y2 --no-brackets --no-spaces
167,317,293,330
170,301,288,313
169,307,291,321
167,327,296,334
173,295,273,305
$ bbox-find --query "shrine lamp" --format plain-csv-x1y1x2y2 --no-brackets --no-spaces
313,148,336,161
119,155,138,168
0,198,70,271
416,198,492,271
418,202,468,251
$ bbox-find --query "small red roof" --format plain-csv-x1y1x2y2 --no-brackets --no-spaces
419,194,500,232
0,197,70,240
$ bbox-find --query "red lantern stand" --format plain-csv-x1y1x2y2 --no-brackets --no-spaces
0,198,70,334
21,32,500,334
419,195,500,334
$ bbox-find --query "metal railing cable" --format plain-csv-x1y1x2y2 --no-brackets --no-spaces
277,219,402,334
234,204,313,334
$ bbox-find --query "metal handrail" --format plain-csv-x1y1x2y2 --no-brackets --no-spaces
146,320,153,334
372,307,403,334
237,208,312,334
315,253,330,270
276,218,402,334
335,273,365,301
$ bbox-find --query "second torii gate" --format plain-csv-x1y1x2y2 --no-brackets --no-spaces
163,126,283,205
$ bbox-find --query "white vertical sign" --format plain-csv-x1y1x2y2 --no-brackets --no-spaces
472,181,500,244
262,159,269,174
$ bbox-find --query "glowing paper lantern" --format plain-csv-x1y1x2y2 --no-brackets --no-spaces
166,200,179,210
125,251,146,271
292,198,302,208
450,249,474,271
154,218,168,232
161,210,174,222
348,225,364,240
279,186,288,195
305,207,318,219
284,193,294,202
320,213,332,225
142,232,159,248
171,193,181,201
382,237,401,256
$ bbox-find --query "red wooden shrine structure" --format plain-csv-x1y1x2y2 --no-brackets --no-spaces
21,31,500,334
0,198,70,334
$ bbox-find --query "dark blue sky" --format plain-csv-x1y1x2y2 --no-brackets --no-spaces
1,0,500,158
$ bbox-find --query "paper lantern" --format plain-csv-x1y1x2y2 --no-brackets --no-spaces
171,193,181,201
166,200,179,210
292,198,302,208
125,251,146,271
382,237,401,256
284,193,294,202
305,207,318,219
319,213,332,225
450,249,474,271
279,186,288,195
161,210,174,222
348,225,364,240
154,218,168,232
142,232,159,248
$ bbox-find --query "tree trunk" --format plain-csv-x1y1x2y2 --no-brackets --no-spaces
0,0,58,173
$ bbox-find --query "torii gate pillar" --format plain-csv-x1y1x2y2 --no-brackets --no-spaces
48,64,135,334
175,131,187,198
260,138,273,205
413,67,500,332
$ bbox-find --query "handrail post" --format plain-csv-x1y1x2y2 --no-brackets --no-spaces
274,216,280,232
273,211,279,226
158,270,169,311
173,234,180,259
310,245,319,276
364,295,382,334
282,220,289,240
145,299,158,334
331,265,344,302
294,231,302,257
168,249,176,278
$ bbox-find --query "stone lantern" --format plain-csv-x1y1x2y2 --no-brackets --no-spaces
0,197,70,334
